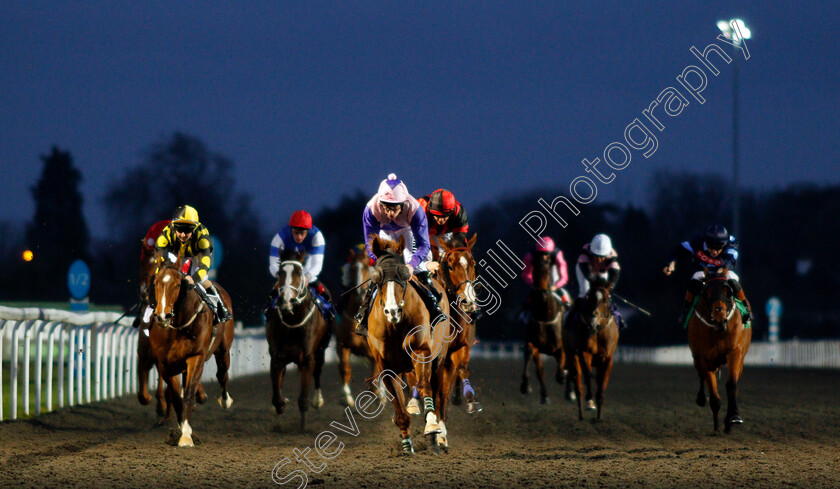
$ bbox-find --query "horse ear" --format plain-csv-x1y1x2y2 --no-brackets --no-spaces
437,236,452,253
397,235,406,254
370,235,383,257
468,233,477,249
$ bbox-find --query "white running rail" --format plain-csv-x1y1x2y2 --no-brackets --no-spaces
0,306,271,421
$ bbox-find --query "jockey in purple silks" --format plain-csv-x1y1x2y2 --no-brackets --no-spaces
353,173,443,336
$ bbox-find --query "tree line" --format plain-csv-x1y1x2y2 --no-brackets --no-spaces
1,133,837,344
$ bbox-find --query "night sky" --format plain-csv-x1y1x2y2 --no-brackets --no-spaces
2,1,838,238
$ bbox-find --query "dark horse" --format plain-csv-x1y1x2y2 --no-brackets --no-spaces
265,249,332,430
150,258,235,446
366,236,454,454
435,234,483,414
562,281,619,421
520,250,572,404
688,267,752,434
335,247,377,407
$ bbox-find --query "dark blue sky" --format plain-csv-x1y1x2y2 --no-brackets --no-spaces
2,1,838,238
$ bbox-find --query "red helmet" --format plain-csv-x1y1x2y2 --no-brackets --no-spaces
289,210,312,229
428,189,457,216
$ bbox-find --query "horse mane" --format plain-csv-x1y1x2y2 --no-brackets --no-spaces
370,235,405,259
281,248,306,263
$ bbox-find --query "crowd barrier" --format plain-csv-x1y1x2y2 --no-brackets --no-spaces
2,305,837,421
0,306,270,421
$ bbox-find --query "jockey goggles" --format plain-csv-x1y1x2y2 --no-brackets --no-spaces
173,223,196,234
380,202,403,212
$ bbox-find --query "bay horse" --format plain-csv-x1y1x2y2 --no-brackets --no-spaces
520,250,572,405
687,267,752,434
435,234,483,414
366,235,454,454
562,281,619,421
265,249,332,431
150,256,235,446
335,247,377,407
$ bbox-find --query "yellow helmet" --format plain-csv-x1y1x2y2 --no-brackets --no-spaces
172,205,199,229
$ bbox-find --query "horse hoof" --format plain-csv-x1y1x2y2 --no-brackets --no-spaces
406,398,421,415
566,391,577,403
177,436,194,447
401,437,415,454
466,401,483,414
540,397,550,405
520,382,531,395
452,394,463,406
729,415,743,424
586,400,596,410
424,412,441,435
218,393,234,409
197,389,208,404
436,433,449,451
311,392,325,409
138,393,152,405
696,394,707,407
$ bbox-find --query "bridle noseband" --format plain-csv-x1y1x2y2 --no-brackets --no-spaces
440,247,478,300
372,252,410,310
695,276,736,330
278,260,309,305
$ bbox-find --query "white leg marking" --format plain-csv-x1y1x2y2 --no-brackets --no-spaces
178,420,194,447
311,388,324,409
424,411,440,434
342,383,355,407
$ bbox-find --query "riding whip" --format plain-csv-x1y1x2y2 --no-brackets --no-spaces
612,293,652,317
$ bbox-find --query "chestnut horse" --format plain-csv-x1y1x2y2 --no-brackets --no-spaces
367,236,454,454
520,250,572,405
687,268,752,434
336,248,376,407
265,250,332,430
563,283,619,421
435,234,483,414
150,258,235,446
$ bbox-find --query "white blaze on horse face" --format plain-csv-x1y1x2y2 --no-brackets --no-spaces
460,257,478,307
384,282,400,323
281,263,295,308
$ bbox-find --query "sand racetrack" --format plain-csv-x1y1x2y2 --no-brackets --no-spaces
1,358,838,488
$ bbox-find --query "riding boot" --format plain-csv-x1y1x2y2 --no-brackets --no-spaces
262,288,279,317
678,291,694,327
416,271,442,302
354,284,377,337
413,274,444,325
205,284,232,324
734,289,752,323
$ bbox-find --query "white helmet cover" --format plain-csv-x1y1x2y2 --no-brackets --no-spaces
590,234,613,256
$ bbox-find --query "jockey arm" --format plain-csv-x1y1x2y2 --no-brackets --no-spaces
268,231,284,277
408,210,431,270
362,206,381,265
302,228,326,283
553,250,569,289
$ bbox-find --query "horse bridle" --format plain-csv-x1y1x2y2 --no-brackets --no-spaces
154,263,206,330
371,252,410,310
275,260,316,328
694,276,736,329
578,287,613,334
277,260,309,305
440,247,479,300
